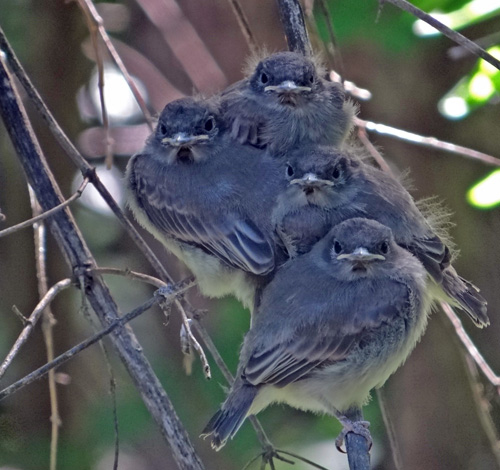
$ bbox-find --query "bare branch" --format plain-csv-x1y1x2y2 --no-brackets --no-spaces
344,408,371,470
381,0,500,71
463,356,500,467
357,127,394,175
0,279,193,402
29,188,61,470
77,0,114,167
356,118,500,167
95,267,168,288
0,179,89,239
76,0,154,130
0,55,204,470
0,278,72,380
0,27,172,284
275,0,312,56
441,302,500,394
226,0,258,55
0,296,155,401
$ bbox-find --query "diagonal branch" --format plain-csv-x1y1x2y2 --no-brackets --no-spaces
356,118,500,167
0,54,204,470
0,278,72,380
380,0,500,71
0,178,89,239
0,26,171,283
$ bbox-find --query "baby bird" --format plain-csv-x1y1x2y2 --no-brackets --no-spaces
273,145,488,327
126,97,287,311
221,51,356,154
202,218,431,451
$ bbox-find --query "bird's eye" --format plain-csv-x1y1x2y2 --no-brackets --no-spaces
333,240,343,254
331,165,341,179
260,72,269,84
307,74,315,84
286,164,295,178
204,116,215,132
157,123,168,136
379,241,389,255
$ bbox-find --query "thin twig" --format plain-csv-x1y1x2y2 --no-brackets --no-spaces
0,178,89,239
463,356,500,465
0,296,156,401
0,279,72,380
226,0,258,54
77,0,114,168
95,267,167,288
0,27,171,283
274,450,330,470
381,0,500,71
155,285,211,379
356,118,500,167
441,302,500,395
29,188,60,470
357,127,394,175
75,0,154,130
375,389,402,470
0,55,204,470
317,0,345,78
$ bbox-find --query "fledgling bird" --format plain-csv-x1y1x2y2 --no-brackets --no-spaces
126,97,287,311
274,145,488,327
201,218,431,451
221,51,356,154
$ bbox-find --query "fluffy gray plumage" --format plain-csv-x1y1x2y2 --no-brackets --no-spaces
126,97,287,310
221,51,356,154
201,218,430,450
273,145,488,327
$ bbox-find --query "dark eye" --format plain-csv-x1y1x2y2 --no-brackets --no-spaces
379,241,389,255
204,116,215,132
157,123,168,136
286,164,295,178
260,72,269,84
333,240,342,254
331,165,341,179
307,73,314,84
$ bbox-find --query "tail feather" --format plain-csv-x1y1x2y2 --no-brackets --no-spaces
201,384,257,451
442,268,489,327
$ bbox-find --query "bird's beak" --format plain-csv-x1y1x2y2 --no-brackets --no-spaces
264,80,312,93
290,173,334,187
161,133,209,146
337,247,385,262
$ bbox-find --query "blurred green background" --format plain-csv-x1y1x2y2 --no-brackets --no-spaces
0,0,499,469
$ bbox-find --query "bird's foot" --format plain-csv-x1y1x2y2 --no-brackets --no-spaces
335,416,372,453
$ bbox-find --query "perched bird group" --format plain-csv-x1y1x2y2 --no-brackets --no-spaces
126,51,488,455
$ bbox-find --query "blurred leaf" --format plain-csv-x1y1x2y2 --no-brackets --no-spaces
413,0,500,37
439,45,500,119
412,0,472,13
318,0,418,52
467,169,500,209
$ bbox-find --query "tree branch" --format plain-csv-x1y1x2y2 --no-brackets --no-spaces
356,118,500,167
381,0,500,72
0,55,204,470
0,178,89,239
275,0,312,56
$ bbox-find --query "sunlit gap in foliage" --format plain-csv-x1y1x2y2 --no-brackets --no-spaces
89,65,148,124
468,169,500,209
412,0,500,37
439,46,500,119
